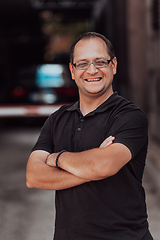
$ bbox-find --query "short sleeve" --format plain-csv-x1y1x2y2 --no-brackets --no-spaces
109,109,148,158
31,115,54,154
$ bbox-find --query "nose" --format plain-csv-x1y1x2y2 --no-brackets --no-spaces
86,62,98,74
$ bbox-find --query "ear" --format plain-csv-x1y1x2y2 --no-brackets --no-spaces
112,57,117,75
69,63,75,80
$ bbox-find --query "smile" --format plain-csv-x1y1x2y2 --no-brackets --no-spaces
85,77,102,82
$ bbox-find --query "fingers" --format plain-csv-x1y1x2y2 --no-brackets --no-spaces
99,136,115,148
46,153,56,167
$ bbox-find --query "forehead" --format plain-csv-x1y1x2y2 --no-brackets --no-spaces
73,37,109,61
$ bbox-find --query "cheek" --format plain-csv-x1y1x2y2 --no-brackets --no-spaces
73,70,84,81
103,68,114,78
71,69,83,81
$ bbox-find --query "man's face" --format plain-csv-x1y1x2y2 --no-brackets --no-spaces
69,37,117,100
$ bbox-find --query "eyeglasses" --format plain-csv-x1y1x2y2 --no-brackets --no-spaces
72,58,113,70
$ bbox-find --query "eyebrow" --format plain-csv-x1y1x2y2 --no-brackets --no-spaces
76,57,106,63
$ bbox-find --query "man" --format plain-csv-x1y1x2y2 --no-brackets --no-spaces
26,32,153,240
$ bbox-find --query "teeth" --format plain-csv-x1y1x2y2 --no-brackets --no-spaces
86,78,101,82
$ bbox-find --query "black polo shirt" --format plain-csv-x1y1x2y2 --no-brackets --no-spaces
32,93,153,240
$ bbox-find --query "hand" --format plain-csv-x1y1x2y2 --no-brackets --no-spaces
45,153,57,167
99,136,115,148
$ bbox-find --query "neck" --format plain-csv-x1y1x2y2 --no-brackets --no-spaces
79,90,113,116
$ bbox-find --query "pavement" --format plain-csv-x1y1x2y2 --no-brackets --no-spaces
143,136,160,240
0,127,159,240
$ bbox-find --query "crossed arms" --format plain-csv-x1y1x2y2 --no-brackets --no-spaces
26,136,132,190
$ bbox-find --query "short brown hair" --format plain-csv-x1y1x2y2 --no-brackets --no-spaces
70,32,115,64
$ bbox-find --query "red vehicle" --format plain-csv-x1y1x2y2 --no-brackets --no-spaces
0,64,78,118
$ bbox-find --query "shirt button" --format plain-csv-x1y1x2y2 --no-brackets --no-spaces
80,119,84,122
77,128,81,132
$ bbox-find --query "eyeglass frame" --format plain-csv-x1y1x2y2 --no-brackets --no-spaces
72,57,114,70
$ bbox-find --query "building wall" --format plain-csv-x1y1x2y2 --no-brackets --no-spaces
126,0,148,112
126,0,160,140
146,0,160,140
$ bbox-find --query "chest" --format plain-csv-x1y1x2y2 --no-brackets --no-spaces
53,111,112,152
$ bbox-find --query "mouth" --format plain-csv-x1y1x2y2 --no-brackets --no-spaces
85,77,102,82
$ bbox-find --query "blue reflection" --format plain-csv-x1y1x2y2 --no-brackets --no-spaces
36,64,64,87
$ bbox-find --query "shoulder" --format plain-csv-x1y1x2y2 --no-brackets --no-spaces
111,94,148,125
48,102,78,120
42,102,78,131
108,94,148,143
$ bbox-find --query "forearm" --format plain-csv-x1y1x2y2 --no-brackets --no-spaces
26,151,90,190
47,141,131,181
55,149,107,180
46,136,116,181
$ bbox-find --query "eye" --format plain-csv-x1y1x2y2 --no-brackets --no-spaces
95,60,108,67
76,62,88,69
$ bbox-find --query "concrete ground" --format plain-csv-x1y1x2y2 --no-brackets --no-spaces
143,137,160,240
0,126,159,240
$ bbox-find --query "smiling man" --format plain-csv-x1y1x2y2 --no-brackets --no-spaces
26,32,153,240
69,36,117,116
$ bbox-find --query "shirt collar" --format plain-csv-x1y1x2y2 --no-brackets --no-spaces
67,92,119,115
67,101,80,111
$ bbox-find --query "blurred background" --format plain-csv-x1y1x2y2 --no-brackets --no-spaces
0,0,160,239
